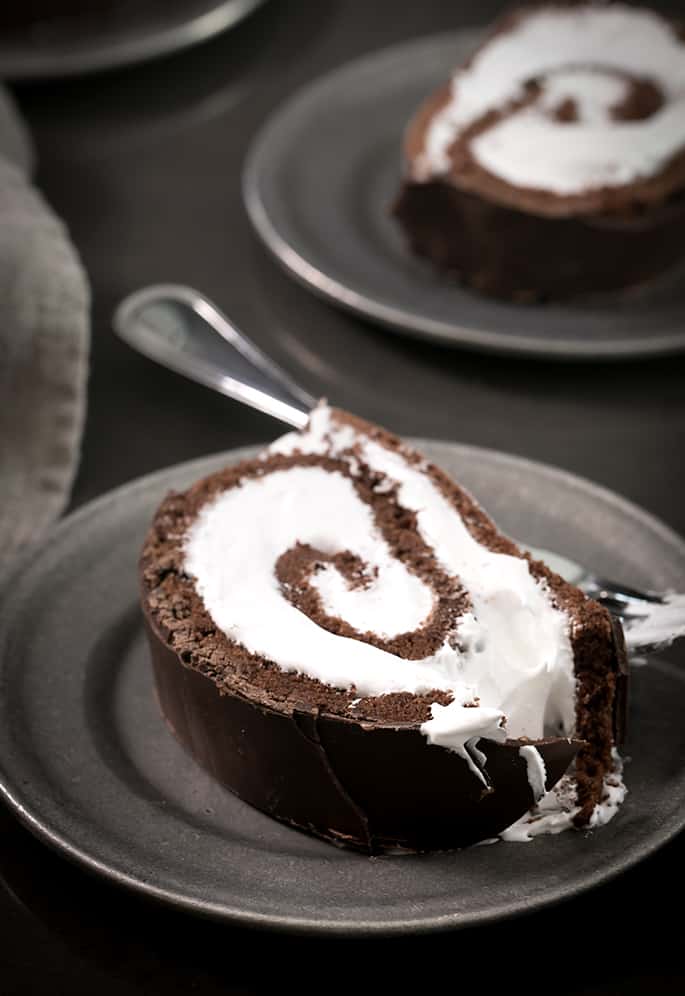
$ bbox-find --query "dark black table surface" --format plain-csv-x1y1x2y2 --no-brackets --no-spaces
5,1,685,992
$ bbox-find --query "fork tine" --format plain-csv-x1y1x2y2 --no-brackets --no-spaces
582,577,665,607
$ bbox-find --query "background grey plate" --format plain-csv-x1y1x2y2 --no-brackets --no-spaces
243,32,685,360
1,441,684,935
0,0,267,80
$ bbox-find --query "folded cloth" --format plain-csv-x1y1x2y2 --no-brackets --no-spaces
0,88,89,560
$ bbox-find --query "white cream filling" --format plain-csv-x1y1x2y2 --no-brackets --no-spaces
417,5,685,194
309,558,433,639
519,744,548,803
184,406,576,771
621,592,685,652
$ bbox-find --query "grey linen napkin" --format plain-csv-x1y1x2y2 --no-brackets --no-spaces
0,89,89,559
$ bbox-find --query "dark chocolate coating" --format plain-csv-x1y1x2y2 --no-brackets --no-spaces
145,609,583,853
392,180,685,301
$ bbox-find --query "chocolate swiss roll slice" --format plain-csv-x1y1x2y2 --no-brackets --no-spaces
140,406,627,852
393,3,685,300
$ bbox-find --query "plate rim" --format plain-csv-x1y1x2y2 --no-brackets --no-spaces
242,30,685,362
0,0,268,80
1,440,685,936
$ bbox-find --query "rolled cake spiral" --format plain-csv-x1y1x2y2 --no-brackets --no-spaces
141,406,627,851
414,4,685,211
184,407,575,767
394,3,685,298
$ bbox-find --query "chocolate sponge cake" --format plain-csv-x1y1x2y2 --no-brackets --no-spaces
393,3,685,300
141,406,627,852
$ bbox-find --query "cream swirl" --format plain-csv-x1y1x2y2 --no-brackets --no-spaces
184,406,576,779
416,4,685,196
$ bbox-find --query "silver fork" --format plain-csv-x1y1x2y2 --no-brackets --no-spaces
113,284,685,657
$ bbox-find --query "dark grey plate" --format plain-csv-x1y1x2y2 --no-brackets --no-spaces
243,32,685,360
1,441,685,935
0,0,267,80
